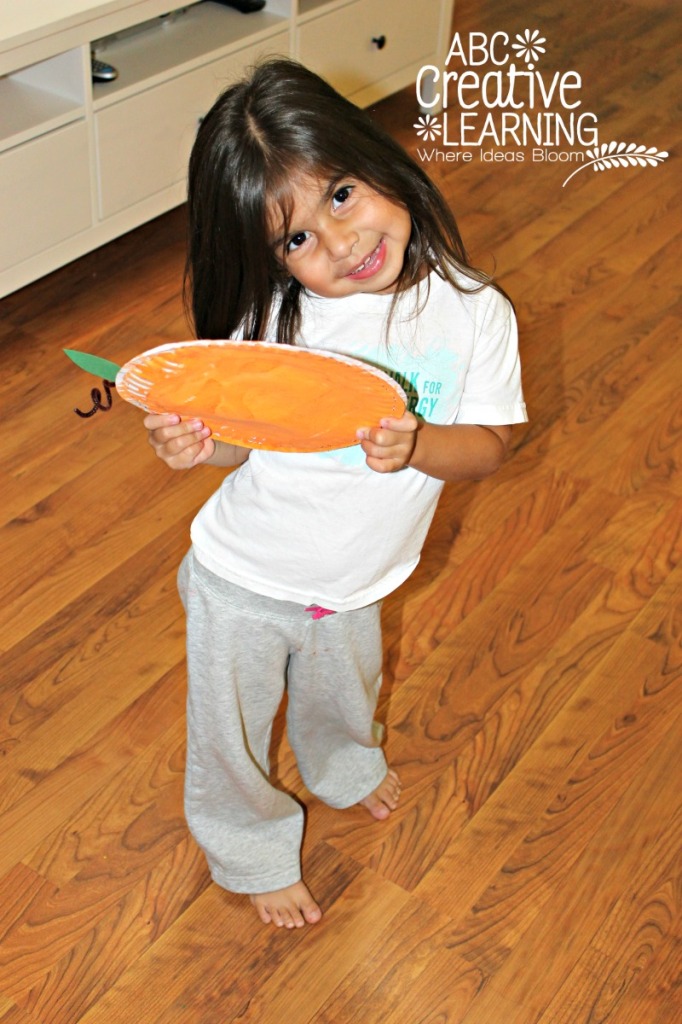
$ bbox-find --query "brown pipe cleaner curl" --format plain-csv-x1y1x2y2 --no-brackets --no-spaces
74,379,117,418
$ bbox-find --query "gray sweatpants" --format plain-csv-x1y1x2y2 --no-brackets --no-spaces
178,548,387,893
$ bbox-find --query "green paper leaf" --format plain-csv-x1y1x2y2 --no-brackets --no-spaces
64,348,121,381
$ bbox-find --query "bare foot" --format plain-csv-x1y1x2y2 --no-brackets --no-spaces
359,768,402,820
250,880,322,929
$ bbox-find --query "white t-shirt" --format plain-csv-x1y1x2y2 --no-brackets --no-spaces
190,271,527,611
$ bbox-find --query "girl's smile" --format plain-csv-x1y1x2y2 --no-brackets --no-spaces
346,239,387,280
272,178,412,298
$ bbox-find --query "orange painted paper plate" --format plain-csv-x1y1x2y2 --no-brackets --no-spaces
116,340,406,452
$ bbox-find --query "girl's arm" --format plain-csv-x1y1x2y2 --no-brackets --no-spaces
144,413,250,470
357,412,511,482
410,420,511,480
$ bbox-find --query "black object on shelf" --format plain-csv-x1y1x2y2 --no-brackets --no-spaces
210,0,267,12
91,56,118,82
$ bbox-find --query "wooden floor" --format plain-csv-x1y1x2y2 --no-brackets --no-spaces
1,0,680,1020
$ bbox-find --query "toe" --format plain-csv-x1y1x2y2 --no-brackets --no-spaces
288,905,306,929
271,907,285,928
359,769,403,819
363,792,391,819
250,895,273,925
303,904,323,924
252,884,321,928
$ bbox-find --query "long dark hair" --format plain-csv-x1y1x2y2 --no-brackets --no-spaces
185,58,490,344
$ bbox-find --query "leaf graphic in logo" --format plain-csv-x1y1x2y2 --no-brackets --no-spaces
563,141,669,186
414,115,443,142
511,29,546,64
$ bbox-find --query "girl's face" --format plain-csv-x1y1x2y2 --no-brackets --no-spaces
270,176,412,298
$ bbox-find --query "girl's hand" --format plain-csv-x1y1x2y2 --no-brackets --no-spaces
144,412,215,469
357,411,419,473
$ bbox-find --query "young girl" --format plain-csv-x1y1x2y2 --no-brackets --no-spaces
145,58,526,929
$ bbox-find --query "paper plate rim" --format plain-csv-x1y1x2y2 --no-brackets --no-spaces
115,339,407,452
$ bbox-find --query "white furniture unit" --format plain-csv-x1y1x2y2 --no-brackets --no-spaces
0,0,454,298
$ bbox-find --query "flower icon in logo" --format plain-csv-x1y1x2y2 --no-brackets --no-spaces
414,114,442,142
512,29,546,64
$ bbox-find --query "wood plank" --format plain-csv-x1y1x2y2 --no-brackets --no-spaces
381,468,592,685
314,895,488,1024
0,664,186,874
73,843,364,1024
466,714,682,1021
536,845,682,1023
0,838,207,1024
402,621,677,916
0,463,216,651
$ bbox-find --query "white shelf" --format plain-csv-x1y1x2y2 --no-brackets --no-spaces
0,46,86,153
0,79,84,153
0,0,186,66
297,0,354,23
92,3,289,108
0,0,455,298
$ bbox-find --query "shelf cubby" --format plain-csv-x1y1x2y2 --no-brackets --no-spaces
0,47,86,154
92,2,290,109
